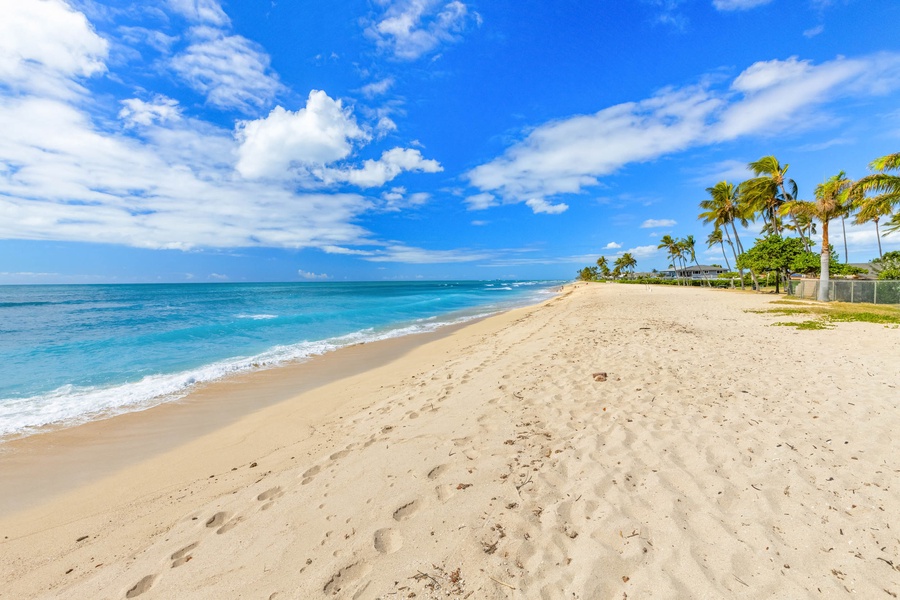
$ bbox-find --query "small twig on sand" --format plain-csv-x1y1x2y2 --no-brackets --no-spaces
734,575,750,587
489,576,516,590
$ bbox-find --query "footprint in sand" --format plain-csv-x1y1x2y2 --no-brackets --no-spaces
125,575,155,598
170,542,199,568
329,449,351,460
392,499,423,521
205,512,228,528
216,517,243,535
373,528,403,554
301,465,321,485
427,464,448,480
257,486,283,502
323,561,373,595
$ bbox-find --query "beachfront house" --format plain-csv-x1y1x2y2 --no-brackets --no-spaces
675,265,726,280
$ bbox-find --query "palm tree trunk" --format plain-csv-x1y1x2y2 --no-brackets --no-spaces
875,218,883,259
840,215,849,263
818,221,831,302
728,221,751,291
719,241,732,271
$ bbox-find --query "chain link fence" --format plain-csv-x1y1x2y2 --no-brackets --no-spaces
790,279,900,305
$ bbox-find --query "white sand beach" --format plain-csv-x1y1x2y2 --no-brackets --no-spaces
1,284,899,599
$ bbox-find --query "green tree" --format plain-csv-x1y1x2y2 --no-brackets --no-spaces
872,250,900,280
805,172,853,301
595,256,611,278
736,235,807,294
614,253,637,278
656,235,683,284
577,266,599,281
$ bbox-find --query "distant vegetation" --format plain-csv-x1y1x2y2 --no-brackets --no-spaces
578,152,900,300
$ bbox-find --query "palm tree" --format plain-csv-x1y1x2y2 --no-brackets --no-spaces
706,228,732,271
699,181,751,290
792,172,853,301
657,235,682,284
681,235,710,286
740,156,798,238
596,256,611,278
851,152,900,259
614,253,637,278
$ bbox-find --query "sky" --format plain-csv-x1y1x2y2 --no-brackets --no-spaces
1,0,899,283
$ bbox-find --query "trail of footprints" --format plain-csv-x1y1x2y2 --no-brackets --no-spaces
120,328,519,598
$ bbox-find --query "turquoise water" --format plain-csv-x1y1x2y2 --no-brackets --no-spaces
0,281,561,439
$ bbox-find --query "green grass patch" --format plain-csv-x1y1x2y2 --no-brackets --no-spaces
754,300,900,329
772,320,832,330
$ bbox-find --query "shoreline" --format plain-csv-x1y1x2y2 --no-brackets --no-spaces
0,307,505,518
2,283,898,599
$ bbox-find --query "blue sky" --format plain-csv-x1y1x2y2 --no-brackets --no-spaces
1,0,899,283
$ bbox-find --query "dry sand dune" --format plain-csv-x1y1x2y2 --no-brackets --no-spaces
1,284,899,599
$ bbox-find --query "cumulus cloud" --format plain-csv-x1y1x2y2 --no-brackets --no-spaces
641,219,677,228
604,242,622,249
170,27,281,112
322,148,442,188
380,187,431,211
236,91,367,179
0,0,108,98
298,269,330,280
367,0,479,60
624,245,660,259
712,0,773,10
119,96,181,127
467,53,900,213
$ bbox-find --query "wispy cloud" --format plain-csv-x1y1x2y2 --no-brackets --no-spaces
803,24,825,38
170,27,282,112
298,269,330,280
641,219,677,228
366,0,480,60
712,0,774,11
467,53,900,214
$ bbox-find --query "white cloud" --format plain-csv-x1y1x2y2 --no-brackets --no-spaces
170,27,281,112
803,25,825,38
363,244,493,263
236,91,367,179
471,220,488,226
465,192,497,210
322,148,442,188
604,242,622,249
689,159,752,185
119,96,181,127
168,0,230,26
641,219,677,228
361,77,395,98
467,53,900,212
298,269,330,280
624,245,660,259
467,85,720,209
525,198,568,214
208,272,228,280
712,0,773,10
367,0,478,60
380,186,431,211
0,0,108,98
730,57,812,93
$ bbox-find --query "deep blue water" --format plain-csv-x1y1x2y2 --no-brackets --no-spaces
0,281,561,439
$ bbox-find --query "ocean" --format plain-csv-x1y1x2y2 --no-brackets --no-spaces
0,280,562,440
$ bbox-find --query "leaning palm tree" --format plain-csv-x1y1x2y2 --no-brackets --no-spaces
699,181,751,290
853,194,893,259
851,152,900,258
792,172,854,301
681,235,710,286
706,228,732,271
740,156,798,237
657,235,681,284
615,253,637,278
596,256,611,278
